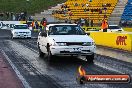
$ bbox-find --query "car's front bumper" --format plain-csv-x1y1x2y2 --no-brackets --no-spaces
50,45,96,56
13,34,31,38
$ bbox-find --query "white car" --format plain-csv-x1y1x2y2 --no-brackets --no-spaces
11,24,31,39
37,24,96,63
107,25,124,32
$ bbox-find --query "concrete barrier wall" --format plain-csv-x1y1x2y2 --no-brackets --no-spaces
0,21,21,29
90,32,132,51
0,21,26,29
123,28,132,32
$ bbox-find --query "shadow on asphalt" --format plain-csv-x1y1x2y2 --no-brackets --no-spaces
39,56,94,66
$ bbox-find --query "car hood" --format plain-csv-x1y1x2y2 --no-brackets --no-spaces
49,35,94,42
12,29,31,32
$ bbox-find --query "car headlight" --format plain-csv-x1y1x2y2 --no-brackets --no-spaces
14,32,18,34
51,42,58,46
92,42,95,45
27,32,31,34
82,42,92,46
26,32,30,34
52,42,67,46
57,43,67,46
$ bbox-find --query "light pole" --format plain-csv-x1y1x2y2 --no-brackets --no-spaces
26,0,30,20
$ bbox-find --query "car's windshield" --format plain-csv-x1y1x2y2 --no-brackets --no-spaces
48,25,85,35
14,25,28,29
108,26,120,29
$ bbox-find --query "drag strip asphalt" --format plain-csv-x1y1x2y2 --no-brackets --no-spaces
0,29,132,88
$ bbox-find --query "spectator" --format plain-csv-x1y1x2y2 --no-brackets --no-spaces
6,12,9,20
16,13,19,21
28,16,32,21
81,3,85,7
86,3,89,7
84,8,87,12
101,19,108,32
81,18,85,26
78,18,82,26
31,20,35,30
0,13,4,21
99,9,102,14
41,17,47,31
11,12,13,20
89,0,92,2
42,17,47,22
18,14,21,21
74,3,78,7
12,14,16,21
68,10,72,16
61,4,64,9
85,18,90,26
35,21,39,29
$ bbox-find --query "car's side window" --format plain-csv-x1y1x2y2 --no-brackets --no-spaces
39,32,45,36
48,26,58,35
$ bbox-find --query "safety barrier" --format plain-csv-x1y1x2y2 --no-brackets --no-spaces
82,26,132,32
0,21,41,32
0,21,22,29
82,27,100,32
123,28,132,32
90,32,132,51
0,21,30,29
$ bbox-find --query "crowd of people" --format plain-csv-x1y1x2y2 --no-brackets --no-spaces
52,2,112,28
52,4,72,17
28,17,47,31
0,12,33,21
52,2,111,17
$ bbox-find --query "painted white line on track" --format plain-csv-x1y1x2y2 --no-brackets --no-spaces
1,49,32,88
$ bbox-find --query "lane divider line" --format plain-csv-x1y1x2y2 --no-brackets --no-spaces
1,49,32,88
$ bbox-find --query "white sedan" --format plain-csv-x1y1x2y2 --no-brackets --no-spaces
37,24,96,63
107,25,124,32
11,24,31,39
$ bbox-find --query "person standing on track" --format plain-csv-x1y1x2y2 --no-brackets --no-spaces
101,19,108,32
40,17,47,31
31,20,35,31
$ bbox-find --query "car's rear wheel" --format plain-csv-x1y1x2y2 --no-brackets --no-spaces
11,34,14,39
47,51,55,61
86,53,94,63
38,45,45,57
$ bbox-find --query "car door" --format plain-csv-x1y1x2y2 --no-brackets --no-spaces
38,32,43,48
39,32,48,53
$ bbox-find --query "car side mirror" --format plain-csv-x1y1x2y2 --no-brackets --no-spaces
41,32,47,37
86,32,90,36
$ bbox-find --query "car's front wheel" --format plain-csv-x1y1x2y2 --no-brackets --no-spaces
11,34,14,39
47,51,55,61
38,45,45,57
86,53,94,63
